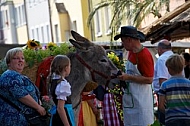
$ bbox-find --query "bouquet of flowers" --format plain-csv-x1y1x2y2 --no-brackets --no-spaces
107,52,125,72
41,95,55,114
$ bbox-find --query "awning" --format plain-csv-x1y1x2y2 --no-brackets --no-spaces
142,1,190,44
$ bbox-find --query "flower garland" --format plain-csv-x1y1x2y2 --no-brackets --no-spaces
108,84,124,121
107,51,125,121
23,40,74,68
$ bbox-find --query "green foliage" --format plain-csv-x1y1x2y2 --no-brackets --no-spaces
0,59,7,76
149,120,160,126
87,0,170,41
0,43,75,75
23,43,74,67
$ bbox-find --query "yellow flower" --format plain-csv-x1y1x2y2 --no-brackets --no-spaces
107,51,125,72
27,39,41,49
47,42,57,50
47,42,56,48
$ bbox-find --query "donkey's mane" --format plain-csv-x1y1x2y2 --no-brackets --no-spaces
66,52,76,60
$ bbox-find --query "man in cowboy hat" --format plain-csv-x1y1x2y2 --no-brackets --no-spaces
116,26,154,126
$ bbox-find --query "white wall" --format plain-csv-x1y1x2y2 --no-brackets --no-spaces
26,0,51,43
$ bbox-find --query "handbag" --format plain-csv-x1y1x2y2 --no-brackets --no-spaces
24,111,49,126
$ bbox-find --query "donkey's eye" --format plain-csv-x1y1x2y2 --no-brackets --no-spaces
100,59,107,62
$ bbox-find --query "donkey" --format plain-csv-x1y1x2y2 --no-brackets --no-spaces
66,30,118,124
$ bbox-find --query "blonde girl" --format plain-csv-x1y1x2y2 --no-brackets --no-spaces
49,55,75,126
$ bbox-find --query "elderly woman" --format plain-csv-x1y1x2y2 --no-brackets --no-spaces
0,47,46,126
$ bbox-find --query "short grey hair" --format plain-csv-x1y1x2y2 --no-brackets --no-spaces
5,47,23,65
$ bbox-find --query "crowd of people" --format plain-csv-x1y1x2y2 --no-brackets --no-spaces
0,25,190,126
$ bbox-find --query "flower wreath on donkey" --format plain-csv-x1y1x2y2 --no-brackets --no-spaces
106,51,125,126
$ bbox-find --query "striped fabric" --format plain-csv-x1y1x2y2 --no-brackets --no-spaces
102,93,120,126
159,77,190,123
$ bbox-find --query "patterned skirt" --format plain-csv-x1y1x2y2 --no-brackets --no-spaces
103,93,120,126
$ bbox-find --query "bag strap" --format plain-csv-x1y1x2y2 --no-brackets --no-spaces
0,93,21,111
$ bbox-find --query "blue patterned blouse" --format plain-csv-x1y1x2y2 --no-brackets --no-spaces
0,70,40,126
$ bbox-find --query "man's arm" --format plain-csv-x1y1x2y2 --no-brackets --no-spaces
118,74,153,84
159,78,167,86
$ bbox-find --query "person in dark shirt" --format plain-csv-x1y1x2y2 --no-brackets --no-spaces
182,52,190,79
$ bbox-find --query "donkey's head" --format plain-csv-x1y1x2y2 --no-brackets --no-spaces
66,30,118,120
68,30,118,86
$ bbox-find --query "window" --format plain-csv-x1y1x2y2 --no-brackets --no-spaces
46,25,50,42
41,26,44,43
94,10,102,37
104,6,111,35
15,4,26,26
31,28,35,39
1,10,9,28
73,20,77,32
36,27,39,41
54,24,59,43
0,0,6,4
29,0,37,7
22,5,26,23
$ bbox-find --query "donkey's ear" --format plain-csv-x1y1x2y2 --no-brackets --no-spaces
70,30,93,52
69,39,93,52
71,30,91,43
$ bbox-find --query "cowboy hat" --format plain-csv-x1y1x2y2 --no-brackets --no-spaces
114,26,145,42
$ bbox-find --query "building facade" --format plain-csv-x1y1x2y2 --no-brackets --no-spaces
0,0,93,44
91,0,187,42
0,0,188,44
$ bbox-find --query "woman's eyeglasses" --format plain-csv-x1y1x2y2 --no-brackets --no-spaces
12,57,25,60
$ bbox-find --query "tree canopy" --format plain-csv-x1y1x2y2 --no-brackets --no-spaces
87,0,170,41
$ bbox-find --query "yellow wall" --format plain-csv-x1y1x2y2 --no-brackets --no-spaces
80,0,92,40
59,13,70,41
50,0,93,42
90,0,115,42
14,0,23,4
17,26,28,44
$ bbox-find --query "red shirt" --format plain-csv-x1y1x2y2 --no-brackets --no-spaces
128,47,154,77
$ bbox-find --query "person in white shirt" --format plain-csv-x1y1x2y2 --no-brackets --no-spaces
152,39,173,125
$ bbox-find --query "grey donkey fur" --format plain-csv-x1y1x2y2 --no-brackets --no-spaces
66,30,118,124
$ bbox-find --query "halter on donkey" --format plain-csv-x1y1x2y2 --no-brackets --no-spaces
35,30,118,125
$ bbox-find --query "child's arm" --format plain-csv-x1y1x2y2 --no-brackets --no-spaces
57,99,70,126
158,95,166,113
